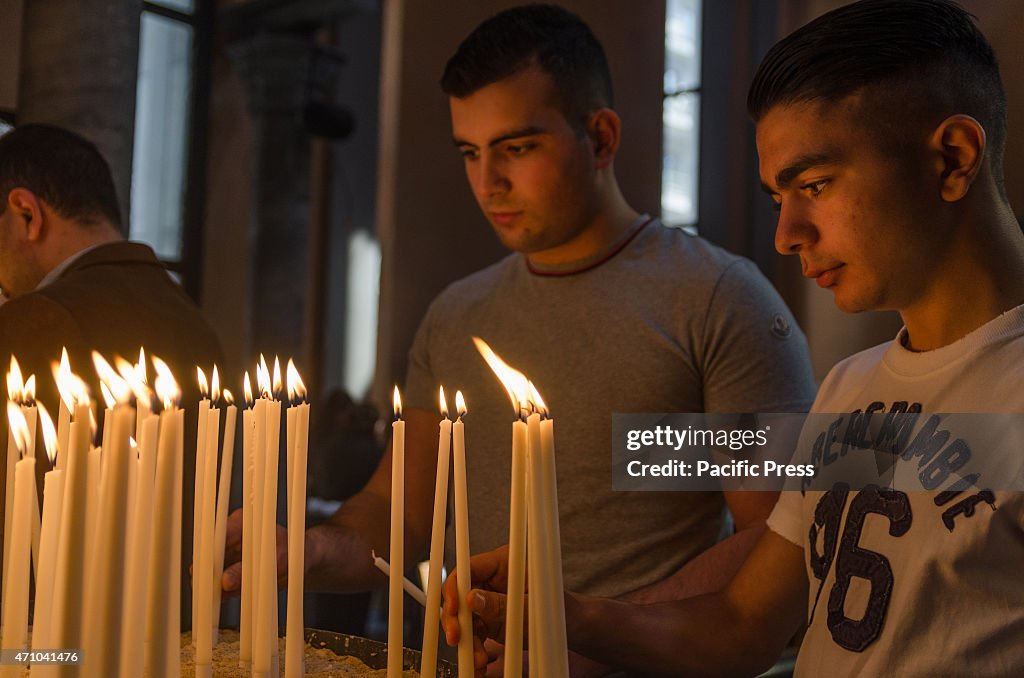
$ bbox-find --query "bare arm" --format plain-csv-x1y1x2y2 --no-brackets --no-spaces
222,406,440,594
624,490,778,603
445,530,807,677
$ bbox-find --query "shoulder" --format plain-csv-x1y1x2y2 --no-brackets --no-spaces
427,253,521,314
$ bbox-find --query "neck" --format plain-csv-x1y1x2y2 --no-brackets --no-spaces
901,202,1024,351
37,219,122,283
526,178,640,267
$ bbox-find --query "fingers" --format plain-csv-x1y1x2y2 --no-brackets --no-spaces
221,561,242,595
469,588,506,627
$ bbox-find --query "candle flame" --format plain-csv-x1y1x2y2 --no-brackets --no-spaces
286,359,306,404
151,355,181,411
23,374,35,406
472,337,529,417
6,400,30,459
439,386,449,418
37,401,57,467
197,366,209,399
528,382,549,417
129,436,138,449
272,356,282,399
93,351,131,405
136,347,148,384
223,388,235,406
52,357,90,412
243,372,254,408
7,356,23,405
257,355,271,399
393,386,402,419
455,390,467,418
116,355,154,411
100,382,116,410
211,365,221,403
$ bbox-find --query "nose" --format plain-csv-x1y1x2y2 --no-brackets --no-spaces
470,152,509,199
774,201,818,256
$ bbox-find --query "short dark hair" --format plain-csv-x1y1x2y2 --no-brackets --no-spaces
0,124,122,227
441,4,613,128
748,0,1006,186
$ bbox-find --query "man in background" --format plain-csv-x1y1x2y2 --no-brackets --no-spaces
0,123,224,627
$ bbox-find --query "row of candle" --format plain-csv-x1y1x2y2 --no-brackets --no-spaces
395,339,568,678
0,350,312,678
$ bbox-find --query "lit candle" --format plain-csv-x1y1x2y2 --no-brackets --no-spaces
536,405,570,678
254,358,282,678
3,356,25,625
196,367,222,677
192,366,211,644
212,388,238,646
21,375,41,580
31,402,63,651
2,402,35,658
55,348,72,470
388,386,405,678
525,410,553,672
83,352,136,678
240,371,256,665
452,390,473,678
420,386,453,678
285,360,309,678
144,355,183,678
473,338,529,676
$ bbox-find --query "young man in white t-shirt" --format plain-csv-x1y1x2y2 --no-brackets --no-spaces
441,1,1024,675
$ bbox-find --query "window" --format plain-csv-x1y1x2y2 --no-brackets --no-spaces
130,0,209,296
662,0,702,229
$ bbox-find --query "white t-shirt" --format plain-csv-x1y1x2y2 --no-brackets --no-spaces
769,304,1024,677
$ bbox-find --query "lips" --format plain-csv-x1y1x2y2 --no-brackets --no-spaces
488,211,523,227
805,264,844,288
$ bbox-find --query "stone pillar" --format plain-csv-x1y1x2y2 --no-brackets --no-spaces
17,0,143,233
223,0,352,364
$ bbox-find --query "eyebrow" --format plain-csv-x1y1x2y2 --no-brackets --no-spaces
452,126,547,148
761,151,839,194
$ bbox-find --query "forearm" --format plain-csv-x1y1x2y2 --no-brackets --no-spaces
623,524,765,604
567,592,779,677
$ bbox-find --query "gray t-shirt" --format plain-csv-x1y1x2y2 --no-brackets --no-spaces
405,218,816,597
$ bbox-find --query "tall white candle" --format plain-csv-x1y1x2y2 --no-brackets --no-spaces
83,401,134,678
539,415,569,678
421,387,452,678
31,441,63,651
388,386,405,678
121,414,158,678
1,402,34,660
525,412,553,673
240,375,256,665
192,368,211,644
452,391,473,678
372,552,428,606
51,401,92,664
286,362,309,678
195,401,221,677
2,358,24,631
212,397,238,646
254,394,281,678
503,417,528,678
144,355,183,678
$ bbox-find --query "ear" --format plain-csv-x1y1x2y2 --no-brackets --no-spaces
929,114,985,203
586,108,621,170
6,188,45,241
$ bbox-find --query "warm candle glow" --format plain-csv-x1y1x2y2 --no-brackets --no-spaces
272,356,283,399
211,365,221,403
7,355,24,405
455,390,467,419
93,352,132,405
439,386,449,418
472,337,529,417
7,400,30,458
116,356,153,410
223,389,234,406
151,355,181,411
136,347,148,385
23,375,35,406
197,366,209,399
258,354,270,398
528,381,549,417
53,354,90,412
100,382,116,410
393,385,403,419
286,359,307,404
38,401,58,468
243,372,254,408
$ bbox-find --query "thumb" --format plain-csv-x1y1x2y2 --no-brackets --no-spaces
469,588,506,625
222,561,242,593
